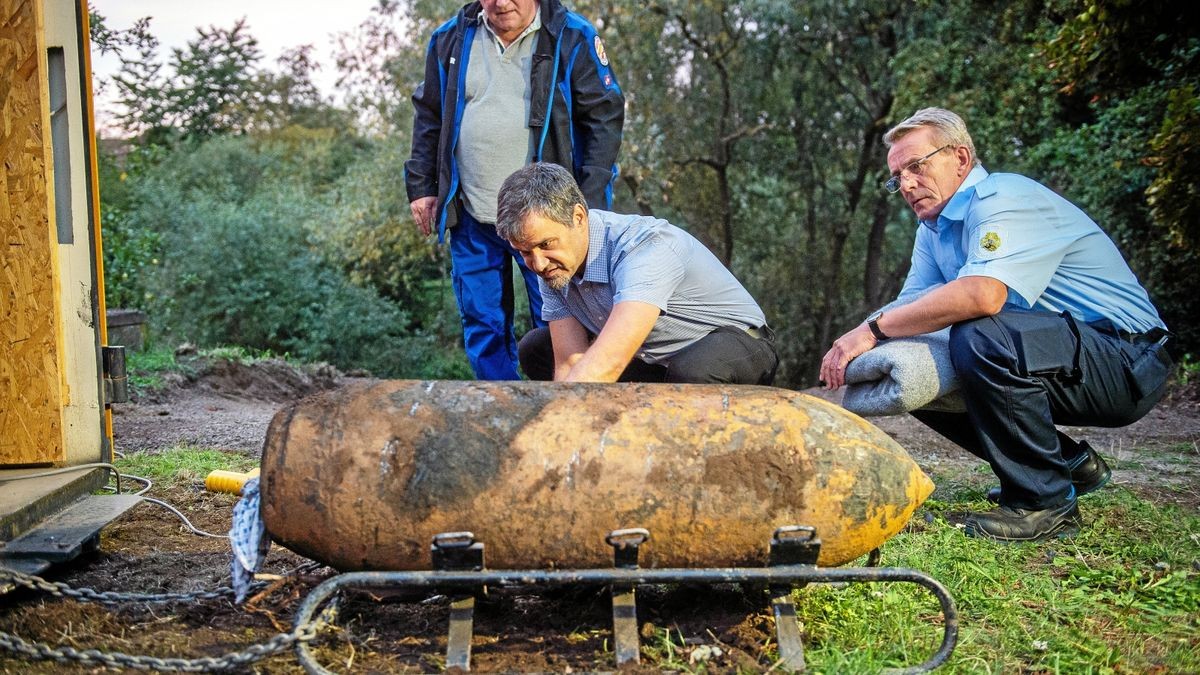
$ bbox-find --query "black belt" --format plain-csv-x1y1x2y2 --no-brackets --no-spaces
1117,327,1170,345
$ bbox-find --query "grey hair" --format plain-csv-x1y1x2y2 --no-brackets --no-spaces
883,107,981,166
495,163,587,240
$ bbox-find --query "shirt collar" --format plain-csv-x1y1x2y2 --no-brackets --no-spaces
923,165,989,232
576,210,610,285
481,7,542,51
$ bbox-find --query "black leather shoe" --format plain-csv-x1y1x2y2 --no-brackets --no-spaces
964,500,1082,542
1068,442,1112,493
985,442,1111,503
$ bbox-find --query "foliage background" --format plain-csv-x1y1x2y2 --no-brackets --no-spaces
93,0,1198,384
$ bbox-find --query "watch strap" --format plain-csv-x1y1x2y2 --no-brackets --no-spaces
867,315,890,341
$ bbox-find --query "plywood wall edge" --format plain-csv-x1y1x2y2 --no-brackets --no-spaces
34,0,71,447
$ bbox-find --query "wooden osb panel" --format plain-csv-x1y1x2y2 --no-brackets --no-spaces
1,0,64,465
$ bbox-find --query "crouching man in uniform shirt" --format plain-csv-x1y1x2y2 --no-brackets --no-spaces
495,162,779,384
820,107,1172,543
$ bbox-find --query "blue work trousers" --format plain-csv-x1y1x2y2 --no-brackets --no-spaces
912,309,1171,510
450,209,546,380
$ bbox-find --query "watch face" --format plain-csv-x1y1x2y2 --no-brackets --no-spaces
867,310,882,323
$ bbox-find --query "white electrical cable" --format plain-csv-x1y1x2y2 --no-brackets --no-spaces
0,462,123,493
2,461,228,540
118,473,153,496
100,471,228,539
137,497,229,539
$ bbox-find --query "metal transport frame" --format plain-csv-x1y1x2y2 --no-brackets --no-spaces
294,525,959,674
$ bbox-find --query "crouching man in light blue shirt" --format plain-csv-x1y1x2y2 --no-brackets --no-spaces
495,163,779,384
820,108,1172,543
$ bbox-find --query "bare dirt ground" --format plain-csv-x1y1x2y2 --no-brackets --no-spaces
2,358,1198,673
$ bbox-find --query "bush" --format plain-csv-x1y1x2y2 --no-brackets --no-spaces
1028,92,1200,355
111,134,468,378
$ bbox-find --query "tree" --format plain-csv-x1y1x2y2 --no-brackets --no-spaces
167,19,263,138
332,0,434,135
108,16,170,136
1038,0,1200,353
252,46,332,130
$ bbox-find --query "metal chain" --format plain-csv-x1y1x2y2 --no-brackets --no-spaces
0,567,260,604
0,622,321,671
0,563,337,671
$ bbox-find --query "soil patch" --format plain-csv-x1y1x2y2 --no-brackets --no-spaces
112,357,344,454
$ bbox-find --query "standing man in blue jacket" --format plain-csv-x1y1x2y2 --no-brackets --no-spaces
405,0,624,380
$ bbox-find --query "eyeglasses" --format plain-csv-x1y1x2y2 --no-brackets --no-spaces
884,145,952,193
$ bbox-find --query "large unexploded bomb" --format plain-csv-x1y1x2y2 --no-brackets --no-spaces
261,380,933,570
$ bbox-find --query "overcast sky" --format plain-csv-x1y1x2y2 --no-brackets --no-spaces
90,0,388,126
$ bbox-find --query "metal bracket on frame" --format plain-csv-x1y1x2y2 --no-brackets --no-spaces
430,531,484,671
606,527,649,665
768,525,820,671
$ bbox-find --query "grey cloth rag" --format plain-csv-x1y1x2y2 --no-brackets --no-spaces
230,477,270,603
842,328,966,416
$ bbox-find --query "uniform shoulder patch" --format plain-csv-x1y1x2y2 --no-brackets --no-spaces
594,35,609,66
980,231,1001,253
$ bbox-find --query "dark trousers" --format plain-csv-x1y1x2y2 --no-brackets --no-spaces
450,209,547,380
912,309,1172,510
518,325,780,384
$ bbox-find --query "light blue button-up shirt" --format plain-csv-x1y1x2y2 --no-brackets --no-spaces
541,210,767,364
898,166,1164,333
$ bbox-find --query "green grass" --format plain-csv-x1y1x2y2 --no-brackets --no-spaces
199,344,291,365
641,624,690,668
1105,443,1200,472
125,345,191,392
778,487,1200,674
114,445,257,485
1174,353,1200,386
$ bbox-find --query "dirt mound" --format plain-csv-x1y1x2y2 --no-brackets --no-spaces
133,357,343,405
114,357,346,455
189,358,341,403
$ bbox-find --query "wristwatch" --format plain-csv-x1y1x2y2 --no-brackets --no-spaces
866,310,890,341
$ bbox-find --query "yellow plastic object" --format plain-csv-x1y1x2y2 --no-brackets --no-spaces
205,467,260,495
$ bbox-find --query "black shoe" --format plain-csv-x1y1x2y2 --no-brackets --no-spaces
1068,442,1112,494
964,499,1082,542
985,442,1111,504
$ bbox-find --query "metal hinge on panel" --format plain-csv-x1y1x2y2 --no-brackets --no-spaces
101,346,129,404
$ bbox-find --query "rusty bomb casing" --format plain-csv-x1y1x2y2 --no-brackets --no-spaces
261,380,934,570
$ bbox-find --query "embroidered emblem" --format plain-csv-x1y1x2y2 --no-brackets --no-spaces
980,231,1001,252
604,74,612,87
594,36,609,66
